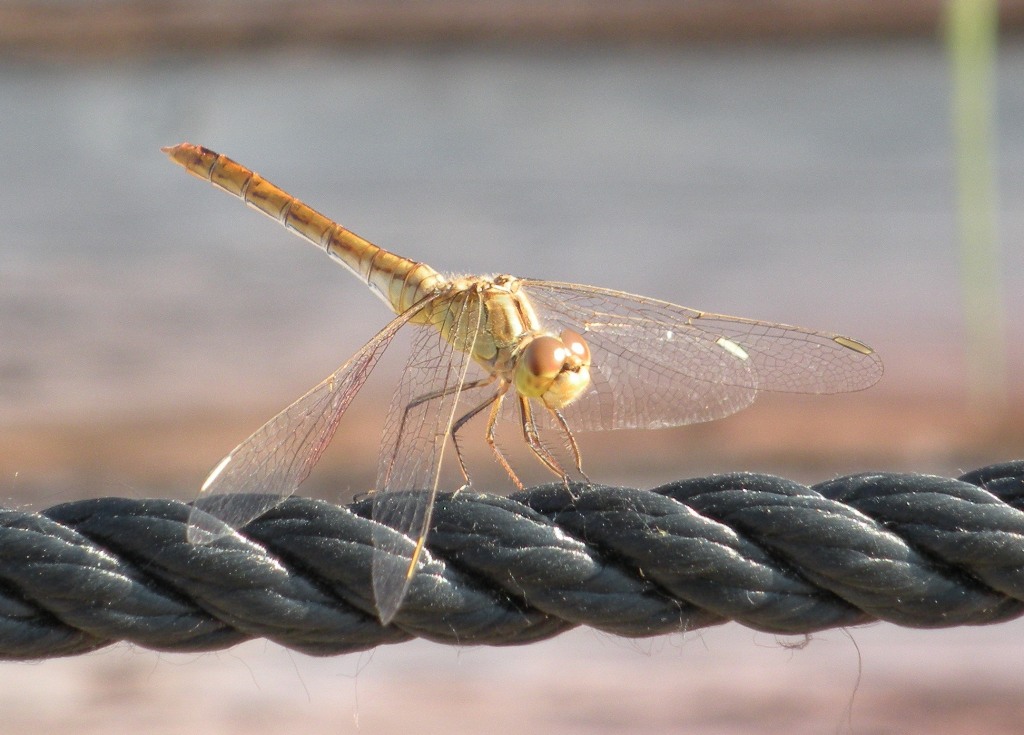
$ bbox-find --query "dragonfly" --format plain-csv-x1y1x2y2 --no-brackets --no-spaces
163,142,883,625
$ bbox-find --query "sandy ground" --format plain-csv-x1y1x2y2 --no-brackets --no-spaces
5,619,1024,734
3,389,1021,507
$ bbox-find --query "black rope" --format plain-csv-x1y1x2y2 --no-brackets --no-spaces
3,460,1024,660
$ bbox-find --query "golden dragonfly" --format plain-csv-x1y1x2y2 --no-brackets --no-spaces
164,142,883,625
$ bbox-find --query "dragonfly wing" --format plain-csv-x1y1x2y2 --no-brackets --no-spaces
371,292,486,625
521,280,882,432
187,294,442,544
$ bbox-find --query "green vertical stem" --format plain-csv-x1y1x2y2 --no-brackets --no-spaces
946,0,1006,406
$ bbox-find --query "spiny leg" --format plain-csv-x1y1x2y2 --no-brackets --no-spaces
381,375,496,489
482,386,523,489
547,406,589,482
518,395,568,479
449,384,507,490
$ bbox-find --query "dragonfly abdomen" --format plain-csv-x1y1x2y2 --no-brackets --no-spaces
163,142,445,317
363,249,446,319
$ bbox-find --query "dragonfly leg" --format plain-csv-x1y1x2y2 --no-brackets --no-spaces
381,375,496,490
483,389,525,490
518,395,567,480
450,383,507,492
547,407,589,484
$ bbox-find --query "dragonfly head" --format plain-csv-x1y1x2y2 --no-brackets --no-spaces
514,329,591,409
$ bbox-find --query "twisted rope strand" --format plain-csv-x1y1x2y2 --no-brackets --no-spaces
1,460,1021,660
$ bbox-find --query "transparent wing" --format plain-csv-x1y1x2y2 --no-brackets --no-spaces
371,292,485,625
187,295,441,544
520,280,883,432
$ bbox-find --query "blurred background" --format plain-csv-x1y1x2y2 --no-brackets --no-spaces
1,1,1023,733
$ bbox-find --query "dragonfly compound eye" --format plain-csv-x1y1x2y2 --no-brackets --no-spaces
515,335,565,397
513,332,592,408
559,329,591,367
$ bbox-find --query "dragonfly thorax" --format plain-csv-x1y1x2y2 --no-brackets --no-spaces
512,329,592,409
450,274,593,410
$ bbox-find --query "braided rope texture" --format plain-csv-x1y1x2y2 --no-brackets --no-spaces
2,460,1023,660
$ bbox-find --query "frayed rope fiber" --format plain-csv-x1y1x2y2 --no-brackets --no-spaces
2,460,1023,660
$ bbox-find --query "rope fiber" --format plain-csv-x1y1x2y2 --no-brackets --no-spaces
3,460,1024,660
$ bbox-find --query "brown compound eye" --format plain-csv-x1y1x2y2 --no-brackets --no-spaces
522,335,566,380
514,335,568,398
559,329,591,367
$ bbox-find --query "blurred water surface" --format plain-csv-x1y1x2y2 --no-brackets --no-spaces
2,42,1021,424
